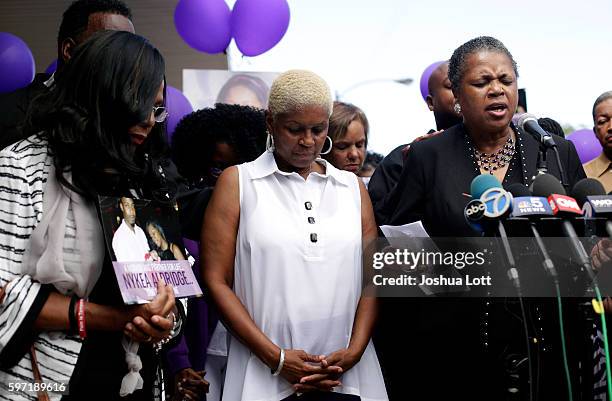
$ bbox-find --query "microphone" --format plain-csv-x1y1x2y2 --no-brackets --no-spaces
532,173,582,215
572,178,612,237
572,178,606,206
531,174,592,272
508,183,554,218
517,113,557,149
507,183,557,279
470,173,502,200
465,174,512,232
467,175,520,289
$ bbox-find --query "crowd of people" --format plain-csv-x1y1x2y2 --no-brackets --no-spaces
1,1,612,401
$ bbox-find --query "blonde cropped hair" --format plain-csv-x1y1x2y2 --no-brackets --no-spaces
268,70,333,118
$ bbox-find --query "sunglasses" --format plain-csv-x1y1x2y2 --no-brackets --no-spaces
152,106,169,123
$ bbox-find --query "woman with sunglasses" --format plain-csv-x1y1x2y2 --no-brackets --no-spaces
0,31,182,401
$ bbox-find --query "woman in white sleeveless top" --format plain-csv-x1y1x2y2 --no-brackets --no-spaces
202,70,387,401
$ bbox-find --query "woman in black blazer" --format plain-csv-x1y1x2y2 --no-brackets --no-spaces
374,36,586,401
376,122,584,235
375,44,584,233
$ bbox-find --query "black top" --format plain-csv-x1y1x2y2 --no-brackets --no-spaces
368,129,438,214
157,247,176,261
373,123,587,401
368,143,406,211
375,123,586,235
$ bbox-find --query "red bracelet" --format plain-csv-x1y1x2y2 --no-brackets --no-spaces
77,299,87,339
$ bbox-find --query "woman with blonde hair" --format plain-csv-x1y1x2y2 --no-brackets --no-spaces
202,70,387,400
322,101,369,175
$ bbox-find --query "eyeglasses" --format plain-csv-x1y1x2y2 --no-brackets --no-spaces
152,106,169,123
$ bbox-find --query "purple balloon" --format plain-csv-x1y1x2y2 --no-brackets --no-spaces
231,0,290,57
0,32,35,94
166,86,194,142
567,128,602,164
45,59,57,75
174,0,232,54
419,61,444,102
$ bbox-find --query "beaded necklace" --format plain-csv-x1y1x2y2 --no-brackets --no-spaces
474,135,515,173
464,125,529,186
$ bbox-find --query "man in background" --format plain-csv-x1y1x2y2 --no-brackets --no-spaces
0,0,134,150
368,61,462,215
584,91,612,192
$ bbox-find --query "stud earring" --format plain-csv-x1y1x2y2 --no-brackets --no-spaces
454,103,462,114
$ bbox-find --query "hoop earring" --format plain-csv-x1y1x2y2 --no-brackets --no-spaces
266,131,275,152
320,136,333,155
454,102,462,114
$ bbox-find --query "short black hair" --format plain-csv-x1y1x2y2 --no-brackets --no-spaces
362,151,384,170
171,103,267,183
449,36,518,93
592,91,612,122
58,0,132,44
538,117,565,138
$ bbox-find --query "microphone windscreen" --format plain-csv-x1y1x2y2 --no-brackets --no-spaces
507,183,531,197
571,178,606,207
517,113,538,131
470,174,501,199
512,113,524,127
532,173,565,197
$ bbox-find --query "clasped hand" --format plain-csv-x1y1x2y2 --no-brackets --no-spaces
280,348,359,393
123,279,177,344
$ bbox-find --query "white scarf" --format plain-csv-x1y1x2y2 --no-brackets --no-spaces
22,163,104,297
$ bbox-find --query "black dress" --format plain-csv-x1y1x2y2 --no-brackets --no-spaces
373,124,586,401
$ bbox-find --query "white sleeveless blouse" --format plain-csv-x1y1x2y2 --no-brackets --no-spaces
222,151,388,401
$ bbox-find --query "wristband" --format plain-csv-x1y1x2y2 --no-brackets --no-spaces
77,299,87,339
68,295,78,334
272,349,285,376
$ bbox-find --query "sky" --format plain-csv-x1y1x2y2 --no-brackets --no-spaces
225,0,612,155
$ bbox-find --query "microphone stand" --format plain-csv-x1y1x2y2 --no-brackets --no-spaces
536,148,548,175
517,120,569,189
552,147,570,192
533,138,569,191
495,220,535,401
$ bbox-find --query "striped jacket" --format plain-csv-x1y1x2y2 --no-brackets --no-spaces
0,136,82,401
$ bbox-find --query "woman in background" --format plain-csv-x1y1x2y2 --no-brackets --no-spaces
323,101,369,176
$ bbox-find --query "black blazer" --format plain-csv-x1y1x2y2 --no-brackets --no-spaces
375,123,586,236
